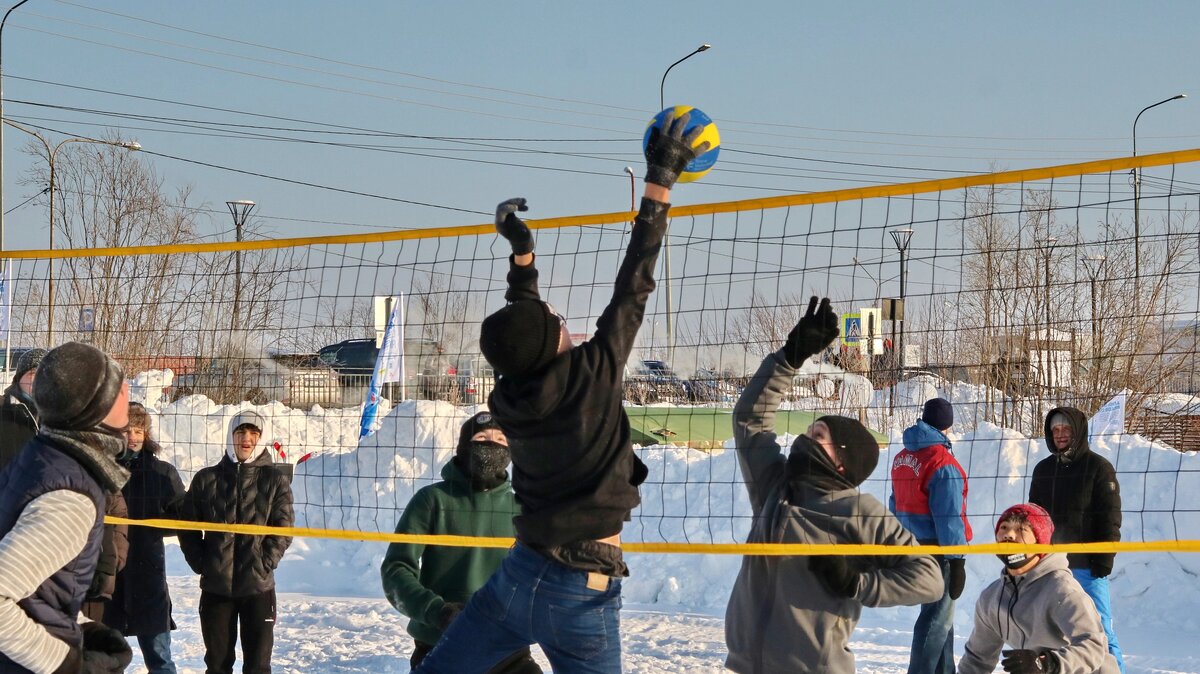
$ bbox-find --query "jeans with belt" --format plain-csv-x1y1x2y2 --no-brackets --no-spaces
413,542,622,674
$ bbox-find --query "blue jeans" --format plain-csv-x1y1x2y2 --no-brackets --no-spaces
414,543,623,674
137,631,177,674
1071,569,1125,674
907,558,955,674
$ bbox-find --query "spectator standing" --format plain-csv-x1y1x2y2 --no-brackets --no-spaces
0,348,47,470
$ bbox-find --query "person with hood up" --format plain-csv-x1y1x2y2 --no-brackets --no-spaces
0,341,134,673
1029,407,1124,672
413,109,708,674
177,410,294,674
381,411,540,674
724,298,943,674
106,402,186,674
890,397,972,674
958,503,1119,674
0,348,47,470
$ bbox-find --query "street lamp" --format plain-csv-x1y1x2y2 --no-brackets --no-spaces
1038,236,1058,394
1132,93,1186,292
1082,255,1106,388
4,120,140,344
658,43,710,365
227,199,256,333
889,228,913,414
623,166,635,216
0,0,32,257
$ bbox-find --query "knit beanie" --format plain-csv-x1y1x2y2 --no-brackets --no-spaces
1048,411,1071,429
33,342,125,431
479,300,562,378
456,410,504,452
817,415,881,487
996,503,1054,545
921,397,953,431
13,348,47,383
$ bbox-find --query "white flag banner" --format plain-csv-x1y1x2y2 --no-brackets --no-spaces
1089,390,1127,444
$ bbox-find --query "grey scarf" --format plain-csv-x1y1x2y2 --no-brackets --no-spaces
39,427,130,492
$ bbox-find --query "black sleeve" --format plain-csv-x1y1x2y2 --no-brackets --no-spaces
503,255,542,303
1089,458,1122,568
1028,460,1049,511
590,197,670,365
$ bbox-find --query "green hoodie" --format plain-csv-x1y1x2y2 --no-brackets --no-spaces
380,459,519,645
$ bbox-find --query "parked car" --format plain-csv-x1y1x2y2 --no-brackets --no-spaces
624,359,688,404
686,368,740,404
170,353,342,408
317,337,461,403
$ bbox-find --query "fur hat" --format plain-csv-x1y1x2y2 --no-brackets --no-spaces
816,415,880,487
921,397,953,431
128,402,151,431
996,503,1055,545
479,300,562,378
33,342,125,431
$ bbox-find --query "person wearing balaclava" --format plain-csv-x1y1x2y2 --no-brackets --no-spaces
176,410,293,674
958,504,1119,674
0,341,134,673
1029,406,1125,673
0,347,47,470
381,411,540,674
724,298,943,674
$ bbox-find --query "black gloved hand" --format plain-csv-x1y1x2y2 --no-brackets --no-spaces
809,555,858,598
495,198,533,255
436,601,464,631
1001,649,1059,673
1089,560,1112,579
79,622,133,673
644,110,710,189
782,297,840,367
946,558,966,600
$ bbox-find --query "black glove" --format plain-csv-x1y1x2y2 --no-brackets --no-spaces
809,555,858,598
436,601,464,631
79,622,133,673
495,198,533,255
946,558,966,600
644,110,710,189
1001,649,1059,673
782,297,840,367
1089,560,1112,579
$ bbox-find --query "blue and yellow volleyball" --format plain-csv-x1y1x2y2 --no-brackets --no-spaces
642,105,720,183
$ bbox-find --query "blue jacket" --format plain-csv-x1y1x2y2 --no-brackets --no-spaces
889,420,972,558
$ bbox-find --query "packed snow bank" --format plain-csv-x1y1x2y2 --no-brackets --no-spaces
148,392,1200,633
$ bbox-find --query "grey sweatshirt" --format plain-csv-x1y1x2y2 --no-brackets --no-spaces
959,553,1120,674
724,351,943,674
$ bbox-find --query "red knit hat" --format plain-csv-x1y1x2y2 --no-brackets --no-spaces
995,503,1054,545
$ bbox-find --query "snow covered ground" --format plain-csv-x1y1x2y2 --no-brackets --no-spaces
134,377,1200,673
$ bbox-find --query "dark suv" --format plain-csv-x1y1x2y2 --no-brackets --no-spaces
624,359,689,404
317,338,460,402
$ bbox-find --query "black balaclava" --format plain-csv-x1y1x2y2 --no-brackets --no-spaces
786,415,880,493
478,300,562,378
455,411,510,491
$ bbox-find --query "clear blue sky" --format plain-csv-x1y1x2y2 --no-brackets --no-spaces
2,0,1198,251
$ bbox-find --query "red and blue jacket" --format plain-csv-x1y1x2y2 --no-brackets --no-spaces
889,420,972,558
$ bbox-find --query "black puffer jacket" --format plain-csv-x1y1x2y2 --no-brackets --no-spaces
0,388,38,471
177,450,294,597
1029,406,1122,575
106,440,187,635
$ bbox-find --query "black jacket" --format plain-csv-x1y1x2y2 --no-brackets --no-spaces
0,389,37,472
488,197,664,551
177,451,294,597
1029,406,1122,575
105,441,186,635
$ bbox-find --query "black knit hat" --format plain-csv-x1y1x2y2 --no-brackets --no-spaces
921,397,954,431
457,410,504,452
13,348,47,382
34,342,125,431
817,415,880,487
479,300,562,378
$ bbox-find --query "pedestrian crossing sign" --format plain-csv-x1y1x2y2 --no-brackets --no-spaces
842,313,861,345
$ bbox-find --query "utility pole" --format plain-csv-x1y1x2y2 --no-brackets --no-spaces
227,200,255,334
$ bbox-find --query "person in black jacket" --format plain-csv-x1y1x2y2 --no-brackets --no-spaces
0,347,47,470
413,110,708,674
178,410,294,674
1029,406,1125,673
106,402,186,674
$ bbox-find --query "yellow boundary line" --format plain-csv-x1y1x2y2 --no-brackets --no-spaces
109,517,1200,555
6,148,1200,261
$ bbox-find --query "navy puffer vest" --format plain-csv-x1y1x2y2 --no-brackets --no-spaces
0,437,106,665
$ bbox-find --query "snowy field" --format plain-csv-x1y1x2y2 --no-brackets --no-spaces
130,371,1200,673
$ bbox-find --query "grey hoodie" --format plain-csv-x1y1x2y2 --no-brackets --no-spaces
959,553,1119,674
724,351,943,674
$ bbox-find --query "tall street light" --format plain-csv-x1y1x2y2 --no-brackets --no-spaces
0,0,32,257
1082,254,1106,392
889,228,913,415
623,166,635,217
658,43,710,365
1038,236,1058,394
1132,93,1186,293
227,199,256,333
4,120,140,344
